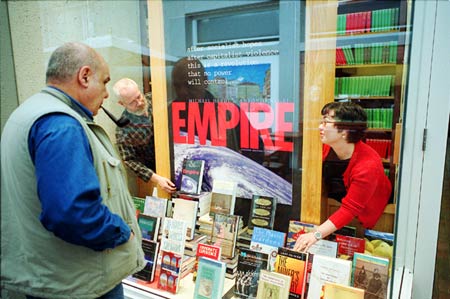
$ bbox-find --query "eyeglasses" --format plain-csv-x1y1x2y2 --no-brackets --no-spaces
319,117,336,125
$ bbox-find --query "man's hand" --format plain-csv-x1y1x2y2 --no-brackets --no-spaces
151,173,177,194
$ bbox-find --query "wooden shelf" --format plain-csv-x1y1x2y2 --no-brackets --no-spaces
335,96,394,100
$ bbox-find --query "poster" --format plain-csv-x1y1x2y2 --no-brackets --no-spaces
171,55,294,205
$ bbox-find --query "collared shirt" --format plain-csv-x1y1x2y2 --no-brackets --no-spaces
28,86,131,251
115,94,155,182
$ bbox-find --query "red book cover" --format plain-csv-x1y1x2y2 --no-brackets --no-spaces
158,250,183,294
366,11,372,33
335,234,365,260
193,243,222,282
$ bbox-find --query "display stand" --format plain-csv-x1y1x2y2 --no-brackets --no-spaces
123,273,235,299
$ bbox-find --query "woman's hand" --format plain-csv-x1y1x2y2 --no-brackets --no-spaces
293,232,318,252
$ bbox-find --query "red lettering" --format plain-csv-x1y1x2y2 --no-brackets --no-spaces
172,102,186,143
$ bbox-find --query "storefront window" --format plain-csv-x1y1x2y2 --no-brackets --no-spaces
5,0,439,298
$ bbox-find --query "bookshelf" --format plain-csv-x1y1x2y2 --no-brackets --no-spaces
330,0,407,232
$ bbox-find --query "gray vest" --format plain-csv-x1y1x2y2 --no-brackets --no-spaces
1,87,145,298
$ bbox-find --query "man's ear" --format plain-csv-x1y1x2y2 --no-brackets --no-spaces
78,66,91,88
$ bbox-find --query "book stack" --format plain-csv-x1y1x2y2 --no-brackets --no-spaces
176,191,212,217
184,233,208,257
222,253,239,279
365,108,393,130
196,213,214,236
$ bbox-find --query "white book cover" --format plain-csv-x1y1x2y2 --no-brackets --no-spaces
172,198,199,241
144,195,168,220
210,180,237,216
308,239,338,258
160,217,187,256
307,255,352,299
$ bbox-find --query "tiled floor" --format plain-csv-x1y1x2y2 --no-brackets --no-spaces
433,138,450,299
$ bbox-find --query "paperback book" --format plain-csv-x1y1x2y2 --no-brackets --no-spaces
193,257,227,299
307,255,352,299
160,217,187,256
334,234,365,260
250,226,286,271
132,239,159,282
352,253,390,299
285,220,315,249
235,248,269,299
274,247,308,299
193,243,222,282
144,195,168,220
158,250,183,294
179,159,205,195
133,196,145,217
172,197,199,240
210,179,237,216
256,269,292,299
247,195,277,234
210,213,241,259
322,282,365,299
137,214,160,242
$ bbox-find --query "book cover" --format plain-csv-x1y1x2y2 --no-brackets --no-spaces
172,197,199,240
334,234,365,260
158,250,183,294
286,220,315,249
144,195,168,220
235,248,269,299
247,195,277,234
180,159,205,195
307,255,352,299
193,243,222,282
177,191,212,217
132,239,159,282
211,213,241,259
160,217,187,256
322,282,365,299
364,229,394,268
274,247,308,299
250,226,286,271
352,253,389,299
137,214,160,242
133,196,145,217
193,257,227,299
210,179,237,216
256,269,291,299
308,239,338,258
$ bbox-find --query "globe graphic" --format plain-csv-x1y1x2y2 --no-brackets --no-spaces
174,137,292,205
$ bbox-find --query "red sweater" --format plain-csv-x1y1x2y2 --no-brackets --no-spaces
324,141,392,229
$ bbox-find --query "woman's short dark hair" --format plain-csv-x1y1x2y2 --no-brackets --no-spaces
321,101,367,143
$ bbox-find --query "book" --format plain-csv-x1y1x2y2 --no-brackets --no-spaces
144,194,168,220
160,217,187,256
158,250,183,294
211,213,241,259
274,247,308,299
364,229,394,268
177,191,212,217
250,226,286,271
235,248,269,299
256,269,291,299
334,234,365,260
352,253,390,299
137,214,160,242
210,179,237,216
247,195,277,234
193,243,222,282
133,196,146,217
307,255,352,299
322,282,365,299
132,239,159,282
286,220,315,249
180,159,205,195
308,239,338,258
193,257,227,299
172,197,199,240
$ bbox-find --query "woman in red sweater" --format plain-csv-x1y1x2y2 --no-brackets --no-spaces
294,102,391,252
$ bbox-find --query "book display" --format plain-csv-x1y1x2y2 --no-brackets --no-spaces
210,179,237,217
250,227,286,271
235,248,269,299
132,239,159,283
137,214,161,242
172,197,199,240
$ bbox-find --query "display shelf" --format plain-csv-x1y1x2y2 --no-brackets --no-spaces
123,273,235,299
